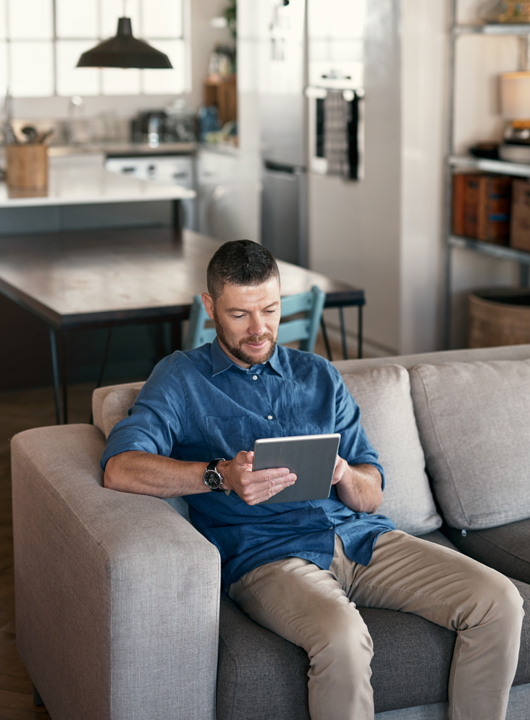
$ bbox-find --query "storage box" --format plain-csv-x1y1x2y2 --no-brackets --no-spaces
452,173,510,244
510,178,530,252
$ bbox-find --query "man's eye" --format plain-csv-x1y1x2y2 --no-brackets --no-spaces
232,314,245,319
265,310,277,314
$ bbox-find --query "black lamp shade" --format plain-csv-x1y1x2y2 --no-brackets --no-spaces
76,18,173,69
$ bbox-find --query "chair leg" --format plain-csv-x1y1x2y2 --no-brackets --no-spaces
32,682,44,707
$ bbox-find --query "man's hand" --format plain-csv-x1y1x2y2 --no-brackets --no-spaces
332,456,383,514
219,451,296,506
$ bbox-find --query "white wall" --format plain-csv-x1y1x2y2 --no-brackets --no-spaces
399,0,447,353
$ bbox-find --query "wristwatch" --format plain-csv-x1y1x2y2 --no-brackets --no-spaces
204,458,226,492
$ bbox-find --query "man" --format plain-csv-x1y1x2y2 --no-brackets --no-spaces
102,240,523,720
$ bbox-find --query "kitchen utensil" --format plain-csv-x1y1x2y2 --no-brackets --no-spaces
21,125,38,143
35,129,54,144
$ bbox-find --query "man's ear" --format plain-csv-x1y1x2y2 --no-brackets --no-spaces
202,292,215,321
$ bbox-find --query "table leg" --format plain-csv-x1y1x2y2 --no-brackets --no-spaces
320,317,332,361
339,307,348,360
171,200,183,239
61,332,68,425
96,328,113,389
358,305,363,359
49,328,62,425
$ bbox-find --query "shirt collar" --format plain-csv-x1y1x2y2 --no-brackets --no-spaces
210,337,284,378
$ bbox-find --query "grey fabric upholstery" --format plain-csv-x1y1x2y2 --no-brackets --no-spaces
444,519,530,586
93,382,144,438
342,366,441,536
11,424,220,720
409,360,530,531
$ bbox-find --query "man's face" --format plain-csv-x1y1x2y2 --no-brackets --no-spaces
202,278,281,368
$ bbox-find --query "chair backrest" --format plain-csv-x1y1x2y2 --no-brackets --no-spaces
183,285,326,353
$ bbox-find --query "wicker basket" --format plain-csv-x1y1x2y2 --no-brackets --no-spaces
469,288,530,348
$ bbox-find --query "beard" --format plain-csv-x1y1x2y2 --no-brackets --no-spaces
213,308,277,366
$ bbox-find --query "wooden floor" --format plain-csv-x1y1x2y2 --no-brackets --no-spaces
0,333,349,719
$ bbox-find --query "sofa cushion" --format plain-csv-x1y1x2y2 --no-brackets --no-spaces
444,518,530,585
217,561,530,720
342,366,442,535
217,592,456,718
93,382,144,438
410,360,530,530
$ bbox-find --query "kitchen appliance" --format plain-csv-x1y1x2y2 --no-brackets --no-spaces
131,107,196,145
259,0,366,267
105,154,196,230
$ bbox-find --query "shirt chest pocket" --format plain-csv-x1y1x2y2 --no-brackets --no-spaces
204,416,256,458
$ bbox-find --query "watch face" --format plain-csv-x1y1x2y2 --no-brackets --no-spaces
204,469,223,490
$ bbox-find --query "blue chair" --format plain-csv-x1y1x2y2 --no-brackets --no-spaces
183,285,326,353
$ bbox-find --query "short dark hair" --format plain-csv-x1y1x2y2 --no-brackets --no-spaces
207,240,280,300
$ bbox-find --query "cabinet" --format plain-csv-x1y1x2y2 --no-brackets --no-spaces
444,6,530,347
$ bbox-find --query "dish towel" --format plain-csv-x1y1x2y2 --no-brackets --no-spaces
324,91,361,180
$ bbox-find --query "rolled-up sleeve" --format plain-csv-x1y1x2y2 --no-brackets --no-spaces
100,357,185,470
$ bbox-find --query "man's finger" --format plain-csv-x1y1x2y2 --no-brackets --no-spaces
245,473,296,505
252,467,292,483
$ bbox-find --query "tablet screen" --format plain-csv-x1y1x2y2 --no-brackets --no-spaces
253,433,341,505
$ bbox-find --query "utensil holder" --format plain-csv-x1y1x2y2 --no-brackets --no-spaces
6,144,48,190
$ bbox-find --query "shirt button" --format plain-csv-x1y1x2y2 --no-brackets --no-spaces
267,415,273,420
253,375,258,380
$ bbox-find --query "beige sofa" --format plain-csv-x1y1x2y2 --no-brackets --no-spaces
11,343,530,720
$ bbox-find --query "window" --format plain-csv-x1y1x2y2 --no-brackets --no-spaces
0,0,187,98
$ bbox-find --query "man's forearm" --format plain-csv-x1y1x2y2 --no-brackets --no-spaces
104,451,210,497
335,463,383,514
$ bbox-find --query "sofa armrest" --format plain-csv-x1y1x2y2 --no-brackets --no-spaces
11,424,219,720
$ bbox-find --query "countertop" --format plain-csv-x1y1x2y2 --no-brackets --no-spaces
48,142,198,158
46,140,239,158
0,164,195,208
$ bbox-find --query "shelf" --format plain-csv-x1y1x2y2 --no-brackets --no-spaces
454,24,530,36
450,155,530,177
449,235,530,265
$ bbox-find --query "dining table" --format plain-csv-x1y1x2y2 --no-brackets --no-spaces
0,226,365,424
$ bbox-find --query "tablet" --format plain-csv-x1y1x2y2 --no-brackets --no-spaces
253,433,341,505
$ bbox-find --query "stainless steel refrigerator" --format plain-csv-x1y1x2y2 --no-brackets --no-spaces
259,0,366,267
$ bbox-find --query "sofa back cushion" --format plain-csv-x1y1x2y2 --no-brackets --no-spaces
342,366,442,535
410,360,530,530
92,382,144,439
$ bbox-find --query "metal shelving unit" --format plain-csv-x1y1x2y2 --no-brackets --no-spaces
443,3,530,347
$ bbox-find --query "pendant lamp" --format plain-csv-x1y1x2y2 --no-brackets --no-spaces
76,17,172,69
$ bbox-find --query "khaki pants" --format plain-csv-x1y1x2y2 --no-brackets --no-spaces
228,530,524,720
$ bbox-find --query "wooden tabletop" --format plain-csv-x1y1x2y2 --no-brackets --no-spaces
0,227,364,330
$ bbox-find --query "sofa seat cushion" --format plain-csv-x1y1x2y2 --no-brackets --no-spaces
444,518,530,585
342,365,442,536
217,594,456,718
410,360,530,531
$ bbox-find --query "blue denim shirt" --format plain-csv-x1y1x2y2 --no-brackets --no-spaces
101,339,395,589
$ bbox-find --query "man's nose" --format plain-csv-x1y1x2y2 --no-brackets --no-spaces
248,313,266,336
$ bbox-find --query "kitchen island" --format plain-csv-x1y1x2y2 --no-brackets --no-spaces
0,161,195,233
